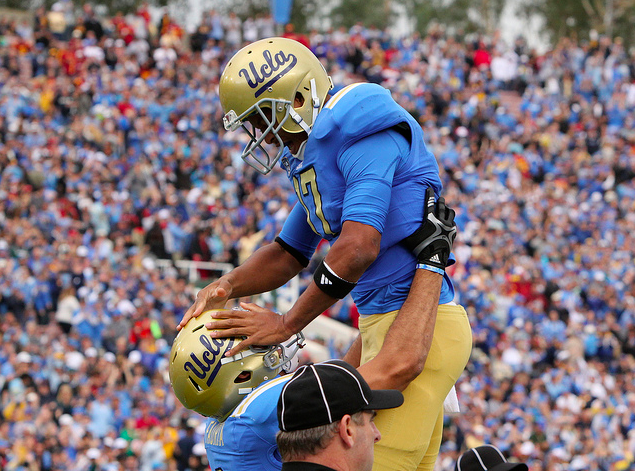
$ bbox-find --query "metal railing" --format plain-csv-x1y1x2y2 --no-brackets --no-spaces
154,259,233,283
154,258,300,312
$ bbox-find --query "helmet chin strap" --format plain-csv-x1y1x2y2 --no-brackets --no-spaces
286,78,320,160
287,78,320,136
288,108,311,134
310,78,320,125
219,332,305,372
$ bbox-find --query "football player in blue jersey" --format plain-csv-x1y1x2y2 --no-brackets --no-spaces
170,309,305,471
178,37,472,471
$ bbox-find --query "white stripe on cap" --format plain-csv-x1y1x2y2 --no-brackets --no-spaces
310,364,332,423
490,446,507,462
487,445,507,463
456,454,464,471
471,448,488,470
322,361,370,406
279,365,311,431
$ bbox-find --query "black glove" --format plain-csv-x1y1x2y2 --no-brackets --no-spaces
401,187,457,272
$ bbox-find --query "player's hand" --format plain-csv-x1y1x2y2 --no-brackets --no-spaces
177,278,233,330
401,187,457,271
206,302,294,357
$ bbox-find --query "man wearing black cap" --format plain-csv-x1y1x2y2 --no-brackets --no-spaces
276,359,404,471
455,445,528,471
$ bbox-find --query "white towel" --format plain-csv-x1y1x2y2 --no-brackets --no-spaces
443,385,460,414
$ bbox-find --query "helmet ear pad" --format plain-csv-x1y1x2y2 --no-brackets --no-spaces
294,92,305,107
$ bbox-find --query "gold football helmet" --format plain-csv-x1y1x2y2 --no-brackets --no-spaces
169,309,304,420
220,37,333,174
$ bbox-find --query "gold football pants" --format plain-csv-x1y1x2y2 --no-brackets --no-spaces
359,303,472,471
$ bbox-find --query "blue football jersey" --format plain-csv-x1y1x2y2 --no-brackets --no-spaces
204,375,290,471
278,83,455,314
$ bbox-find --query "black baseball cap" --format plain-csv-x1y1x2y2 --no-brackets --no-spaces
455,445,528,471
277,359,404,432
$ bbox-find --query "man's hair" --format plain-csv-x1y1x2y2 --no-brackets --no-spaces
276,411,366,462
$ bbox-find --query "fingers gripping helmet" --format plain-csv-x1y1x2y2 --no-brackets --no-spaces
169,309,304,420
220,37,333,174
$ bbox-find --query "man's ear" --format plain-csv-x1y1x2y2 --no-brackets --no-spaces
294,92,305,108
338,414,355,449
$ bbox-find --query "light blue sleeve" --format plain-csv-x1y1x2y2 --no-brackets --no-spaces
338,129,407,234
277,203,322,261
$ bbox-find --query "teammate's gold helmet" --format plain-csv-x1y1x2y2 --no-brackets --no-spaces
220,37,333,174
169,309,304,420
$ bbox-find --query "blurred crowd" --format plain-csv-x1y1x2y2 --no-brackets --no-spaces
0,2,634,470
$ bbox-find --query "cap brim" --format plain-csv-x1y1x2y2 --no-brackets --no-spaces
364,389,404,410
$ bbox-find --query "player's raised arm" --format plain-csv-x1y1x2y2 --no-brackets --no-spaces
177,239,305,332
208,220,380,357
356,189,459,391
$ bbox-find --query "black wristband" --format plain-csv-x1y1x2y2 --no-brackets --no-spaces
313,260,357,299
